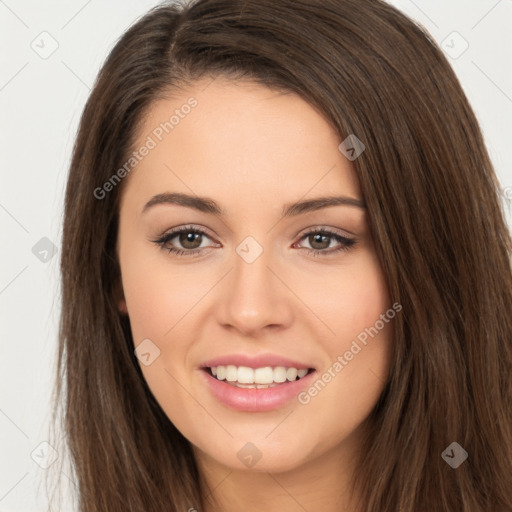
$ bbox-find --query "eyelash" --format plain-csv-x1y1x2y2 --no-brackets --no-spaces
151,224,357,258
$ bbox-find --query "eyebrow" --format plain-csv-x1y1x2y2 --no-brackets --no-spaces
142,192,366,217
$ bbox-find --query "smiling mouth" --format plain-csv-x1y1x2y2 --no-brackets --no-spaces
204,365,316,389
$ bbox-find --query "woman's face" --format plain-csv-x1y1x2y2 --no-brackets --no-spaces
116,77,394,474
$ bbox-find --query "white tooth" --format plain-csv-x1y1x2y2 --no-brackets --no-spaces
273,366,287,383
213,364,308,384
216,365,226,380
256,384,270,389
237,366,254,384
254,366,274,384
226,365,238,382
286,368,298,381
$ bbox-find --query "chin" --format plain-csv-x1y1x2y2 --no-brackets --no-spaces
193,434,314,474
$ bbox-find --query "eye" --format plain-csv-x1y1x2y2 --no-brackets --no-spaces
151,225,218,257
294,228,357,257
151,225,357,258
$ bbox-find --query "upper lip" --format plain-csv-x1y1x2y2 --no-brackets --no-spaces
201,354,315,370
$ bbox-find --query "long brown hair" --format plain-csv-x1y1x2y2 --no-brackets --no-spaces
52,0,512,510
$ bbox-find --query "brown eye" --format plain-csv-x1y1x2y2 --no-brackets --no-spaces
152,225,217,257
178,231,203,249
308,233,332,250
295,228,357,257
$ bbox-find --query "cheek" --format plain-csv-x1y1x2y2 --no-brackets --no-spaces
119,245,211,405
119,247,204,420
119,244,206,344
292,249,391,348
294,251,393,423
335,260,393,387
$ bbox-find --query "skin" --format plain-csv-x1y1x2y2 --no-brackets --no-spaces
116,77,394,512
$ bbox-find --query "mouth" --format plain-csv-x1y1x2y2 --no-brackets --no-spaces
199,355,318,411
203,365,315,389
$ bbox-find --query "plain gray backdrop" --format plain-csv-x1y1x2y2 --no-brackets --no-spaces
1,0,511,510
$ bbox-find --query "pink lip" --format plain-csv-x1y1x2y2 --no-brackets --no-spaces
199,368,317,412
201,354,315,370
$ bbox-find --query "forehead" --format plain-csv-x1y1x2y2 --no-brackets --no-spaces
121,77,362,213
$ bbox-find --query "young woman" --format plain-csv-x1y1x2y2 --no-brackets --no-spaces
53,0,512,510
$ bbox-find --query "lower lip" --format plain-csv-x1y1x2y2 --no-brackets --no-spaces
200,368,317,412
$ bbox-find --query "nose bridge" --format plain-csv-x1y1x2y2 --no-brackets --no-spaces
218,234,292,333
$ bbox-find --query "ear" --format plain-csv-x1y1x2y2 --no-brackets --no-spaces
114,277,128,315
118,297,128,315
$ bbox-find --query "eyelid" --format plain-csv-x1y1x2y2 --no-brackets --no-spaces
156,224,217,242
295,224,355,240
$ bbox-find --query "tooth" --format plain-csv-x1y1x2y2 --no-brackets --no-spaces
216,365,226,380
286,368,298,381
273,366,287,383
237,366,254,384
254,366,274,384
226,365,237,382
212,364,310,383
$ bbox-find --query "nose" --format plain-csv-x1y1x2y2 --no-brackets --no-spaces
216,244,294,336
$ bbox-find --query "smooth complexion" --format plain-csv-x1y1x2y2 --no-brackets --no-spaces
116,77,394,512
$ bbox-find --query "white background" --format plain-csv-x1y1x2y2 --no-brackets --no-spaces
1,1,511,510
